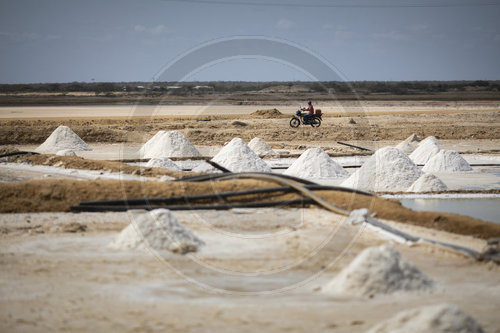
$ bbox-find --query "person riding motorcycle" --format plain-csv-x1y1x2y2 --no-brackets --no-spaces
302,100,314,123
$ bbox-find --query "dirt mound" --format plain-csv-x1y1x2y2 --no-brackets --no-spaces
366,303,485,333
109,209,204,254
251,108,283,118
12,154,187,179
325,245,434,297
1,178,499,239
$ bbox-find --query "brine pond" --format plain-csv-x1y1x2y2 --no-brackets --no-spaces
400,198,499,224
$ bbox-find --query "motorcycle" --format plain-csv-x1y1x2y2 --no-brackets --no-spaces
289,108,322,128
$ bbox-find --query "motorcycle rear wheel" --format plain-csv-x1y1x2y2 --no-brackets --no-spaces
311,118,321,127
290,117,300,128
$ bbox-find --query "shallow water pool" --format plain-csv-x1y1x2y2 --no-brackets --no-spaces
400,198,499,224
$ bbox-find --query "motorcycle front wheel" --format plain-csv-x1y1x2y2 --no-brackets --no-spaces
311,118,321,127
289,117,300,128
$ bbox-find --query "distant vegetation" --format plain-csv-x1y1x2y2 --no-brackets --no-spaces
0,80,498,96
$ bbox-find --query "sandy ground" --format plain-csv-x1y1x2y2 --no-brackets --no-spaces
1,102,499,332
0,209,499,332
1,101,499,119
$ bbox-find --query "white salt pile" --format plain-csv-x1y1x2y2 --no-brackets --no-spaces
409,136,440,164
109,209,204,254
56,149,77,156
145,157,181,171
395,133,421,154
395,141,415,154
284,147,348,178
324,245,434,297
366,303,484,333
139,130,201,158
248,137,276,156
407,173,448,192
422,149,473,172
196,138,272,173
405,133,421,143
36,125,92,154
341,147,422,192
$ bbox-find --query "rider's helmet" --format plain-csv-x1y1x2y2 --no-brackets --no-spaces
308,100,312,105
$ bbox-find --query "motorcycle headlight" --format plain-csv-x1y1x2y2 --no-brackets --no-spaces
296,110,301,115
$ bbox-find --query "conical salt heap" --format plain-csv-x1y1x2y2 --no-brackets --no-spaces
284,147,348,178
405,133,421,143
35,125,91,154
139,130,201,158
395,140,415,154
248,137,276,156
409,136,440,164
422,150,472,172
109,209,204,254
210,138,272,173
146,157,181,171
407,173,448,192
324,245,434,297
366,303,484,333
341,146,422,192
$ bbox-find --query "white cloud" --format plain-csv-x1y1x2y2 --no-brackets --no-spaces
322,23,334,30
409,24,428,32
494,34,500,42
134,24,146,33
335,29,356,40
134,24,170,35
276,19,295,31
372,31,408,41
0,31,60,42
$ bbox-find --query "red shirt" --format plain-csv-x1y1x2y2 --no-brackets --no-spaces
307,104,314,114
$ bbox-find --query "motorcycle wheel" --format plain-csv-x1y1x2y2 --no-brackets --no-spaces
290,117,300,128
311,118,321,127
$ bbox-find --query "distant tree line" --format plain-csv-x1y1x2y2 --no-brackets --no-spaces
0,80,498,95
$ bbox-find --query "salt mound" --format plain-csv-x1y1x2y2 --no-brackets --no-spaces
422,150,472,172
248,137,276,156
139,130,201,158
56,149,76,156
341,147,422,192
324,245,434,297
210,138,272,173
405,133,421,143
409,136,440,164
395,141,415,154
284,147,348,178
407,173,448,192
36,125,91,154
109,209,204,254
145,157,181,171
366,303,484,333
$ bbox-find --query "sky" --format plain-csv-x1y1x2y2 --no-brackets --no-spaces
0,0,499,83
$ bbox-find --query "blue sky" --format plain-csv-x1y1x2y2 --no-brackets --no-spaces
0,0,499,83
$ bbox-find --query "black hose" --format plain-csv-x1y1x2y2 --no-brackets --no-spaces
0,151,40,158
176,172,318,185
71,198,312,212
204,160,231,173
77,184,373,207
